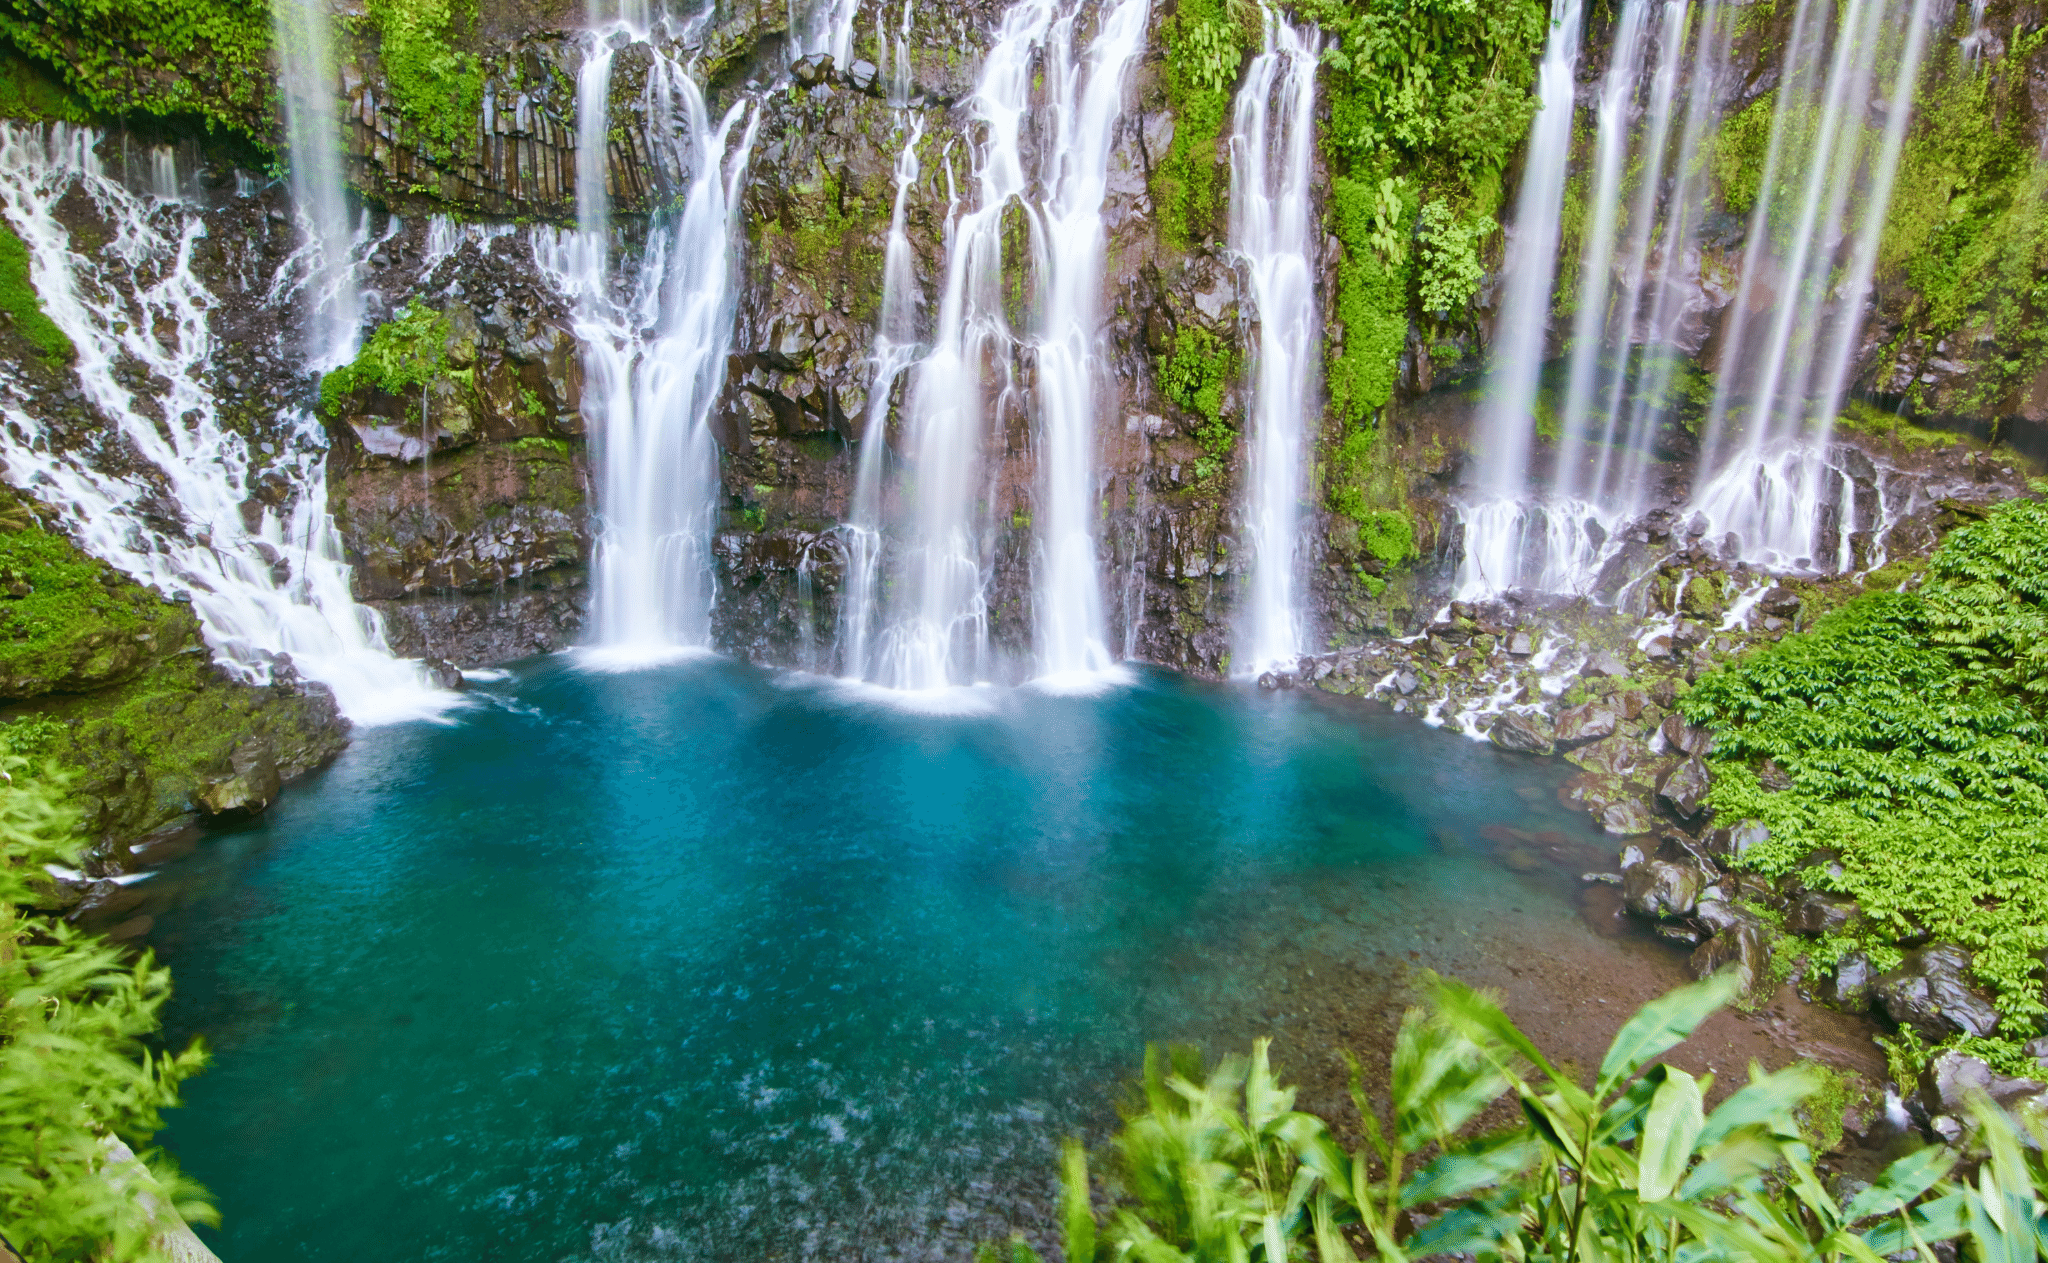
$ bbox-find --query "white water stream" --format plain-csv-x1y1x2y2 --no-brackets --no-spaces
271,0,360,370
1029,0,1149,687
0,125,448,725
1231,7,1321,676
1692,0,1934,570
541,10,759,662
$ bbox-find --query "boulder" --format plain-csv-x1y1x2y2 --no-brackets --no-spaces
1787,891,1860,935
1657,756,1712,820
1623,859,1706,918
1823,951,1876,1012
1568,735,1649,776
1702,818,1769,862
1555,702,1619,746
1659,714,1713,756
1691,923,1769,992
1875,944,2004,1039
1394,670,1419,695
1917,1049,2048,1120
1489,712,1555,756
198,738,282,815
1583,649,1630,678
1759,758,1795,791
1598,798,1657,836
1682,576,1723,619
1507,631,1536,656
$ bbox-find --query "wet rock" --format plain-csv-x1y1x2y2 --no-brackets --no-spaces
1394,670,1419,695
1657,923,1705,947
1876,944,2004,1040
1659,714,1713,756
1787,891,1860,935
1657,756,1712,820
1623,859,1706,918
1824,951,1876,1012
1567,735,1649,776
1583,649,1629,678
1489,711,1555,756
1692,922,1769,991
1682,576,1723,619
1917,1050,2048,1120
1555,702,1618,746
1702,818,1769,862
423,658,467,691
1599,797,1657,836
846,59,879,91
1507,630,1535,656
1759,759,1795,791
198,737,281,814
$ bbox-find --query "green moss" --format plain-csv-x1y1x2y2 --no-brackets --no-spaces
1835,398,1963,449
1159,325,1238,481
1151,0,1250,252
362,0,484,158
0,518,192,697
1874,21,2048,416
0,0,272,137
1709,94,1776,217
769,169,887,325
0,46,89,123
0,221,72,362
1327,174,1413,422
1355,509,1416,566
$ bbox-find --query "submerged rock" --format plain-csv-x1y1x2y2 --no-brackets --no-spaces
1875,944,2004,1039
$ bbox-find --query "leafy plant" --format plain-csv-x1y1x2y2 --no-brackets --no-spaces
1683,498,2048,1064
1416,199,1495,317
0,760,215,1260
1004,973,2027,1263
318,300,453,420
363,0,485,158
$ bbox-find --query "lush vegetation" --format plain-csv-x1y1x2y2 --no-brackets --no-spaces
999,973,2030,1263
1160,325,1239,482
361,0,485,159
1288,0,1547,546
0,0,272,136
1683,498,2048,1066
1875,14,2048,418
0,762,214,1260
0,221,73,363
1152,0,1254,252
319,299,455,422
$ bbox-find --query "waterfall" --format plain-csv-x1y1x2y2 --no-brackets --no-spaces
1456,0,1734,601
0,125,448,724
1467,0,1584,504
840,114,926,681
540,15,760,662
272,0,360,370
1028,0,1149,687
790,0,859,66
1231,8,1321,676
1692,0,1934,571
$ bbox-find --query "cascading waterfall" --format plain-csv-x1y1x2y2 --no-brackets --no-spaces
1231,7,1320,676
1028,0,1149,686
1691,0,1934,570
867,0,1050,691
540,12,760,660
1458,0,1733,601
1453,0,1585,599
854,0,1149,692
0,124,447,723
790,0,859,66
271,0,360,369
839,113,926,681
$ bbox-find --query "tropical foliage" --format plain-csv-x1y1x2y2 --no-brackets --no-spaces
996,974,2039,1263
1683,498,2048,1057
0,761,213,1261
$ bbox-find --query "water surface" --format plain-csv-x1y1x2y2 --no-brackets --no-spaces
153,658,1605,1260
